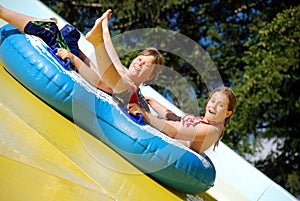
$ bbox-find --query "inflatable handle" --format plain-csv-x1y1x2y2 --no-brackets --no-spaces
47,47,71,69
118,105,144,125
129,113,144,124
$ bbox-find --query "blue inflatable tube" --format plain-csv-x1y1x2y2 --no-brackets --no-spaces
0,24,216,194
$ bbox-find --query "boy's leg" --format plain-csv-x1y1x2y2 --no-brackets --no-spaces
24,21,60,50
0,5,37,32
0,6,63,50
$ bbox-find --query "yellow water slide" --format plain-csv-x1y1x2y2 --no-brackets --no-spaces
0,62,193,200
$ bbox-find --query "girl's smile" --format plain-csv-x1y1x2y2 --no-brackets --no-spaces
205,92,231,123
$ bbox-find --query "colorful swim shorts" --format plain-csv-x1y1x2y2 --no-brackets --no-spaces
24,20,80,58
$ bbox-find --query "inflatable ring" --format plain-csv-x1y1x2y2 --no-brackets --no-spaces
0,24,215,194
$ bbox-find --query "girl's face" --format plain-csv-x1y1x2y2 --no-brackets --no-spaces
205,92,232,123
127,55,155,85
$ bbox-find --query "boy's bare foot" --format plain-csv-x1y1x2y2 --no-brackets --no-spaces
85,9,112,46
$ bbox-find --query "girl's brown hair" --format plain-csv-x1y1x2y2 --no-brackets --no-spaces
211,86,237,149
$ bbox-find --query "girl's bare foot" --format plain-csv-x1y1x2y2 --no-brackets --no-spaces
85,9,112,46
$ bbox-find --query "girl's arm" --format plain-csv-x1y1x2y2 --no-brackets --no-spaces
127,103,220,152
146,96,181,121
128,103,180,137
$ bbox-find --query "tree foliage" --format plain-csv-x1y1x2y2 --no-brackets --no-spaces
40,0,300,197
240,6,300,195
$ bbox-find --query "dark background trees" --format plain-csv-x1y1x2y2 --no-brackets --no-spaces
40,0,300,197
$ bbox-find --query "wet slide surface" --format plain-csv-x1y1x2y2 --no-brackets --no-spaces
0,64,192,201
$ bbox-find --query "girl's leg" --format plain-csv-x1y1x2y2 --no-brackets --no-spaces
85,9,112,47
0,6,37,32
86,9,129,93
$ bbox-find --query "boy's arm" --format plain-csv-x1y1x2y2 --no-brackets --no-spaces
56,48,112,93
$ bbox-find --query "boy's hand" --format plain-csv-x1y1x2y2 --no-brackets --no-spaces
56,48,73,61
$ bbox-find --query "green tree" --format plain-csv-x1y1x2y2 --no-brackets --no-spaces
236,6,300,195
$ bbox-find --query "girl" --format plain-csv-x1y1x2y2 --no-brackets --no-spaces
128,86,237,153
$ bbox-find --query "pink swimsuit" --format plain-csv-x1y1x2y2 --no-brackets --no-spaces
181,114,224,129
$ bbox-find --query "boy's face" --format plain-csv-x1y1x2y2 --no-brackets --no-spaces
127,55,155,85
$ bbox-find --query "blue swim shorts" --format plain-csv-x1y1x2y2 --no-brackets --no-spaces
24,21,80,58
